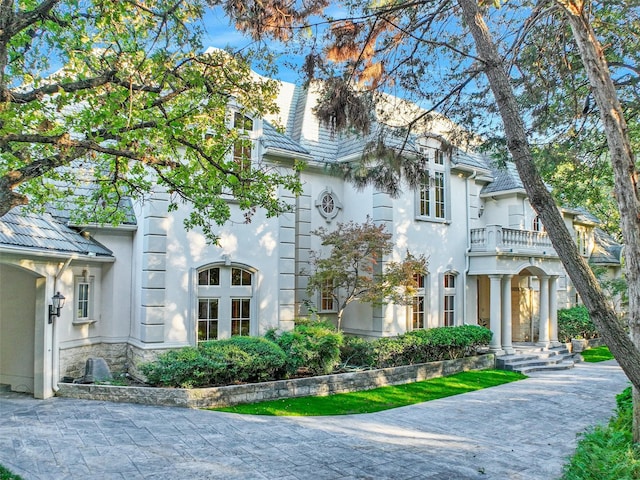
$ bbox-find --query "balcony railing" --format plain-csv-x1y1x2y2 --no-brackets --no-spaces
470,225,555,255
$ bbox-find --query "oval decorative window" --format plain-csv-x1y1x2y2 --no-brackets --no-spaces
316,188,342,220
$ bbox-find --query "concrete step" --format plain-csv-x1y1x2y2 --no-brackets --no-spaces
0,384,10,392
517,360,575,375
496,346,575,374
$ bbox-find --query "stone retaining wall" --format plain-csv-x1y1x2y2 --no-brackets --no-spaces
56,353,495,408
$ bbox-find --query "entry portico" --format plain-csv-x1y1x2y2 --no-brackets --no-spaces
469,225,565,354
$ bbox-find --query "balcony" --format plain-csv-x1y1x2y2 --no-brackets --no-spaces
470,225,556,255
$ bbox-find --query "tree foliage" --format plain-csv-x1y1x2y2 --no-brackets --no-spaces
0,0,303,241
223,0,640,437
306,218,427,329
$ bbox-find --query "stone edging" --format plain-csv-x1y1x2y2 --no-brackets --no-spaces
56,354,495,408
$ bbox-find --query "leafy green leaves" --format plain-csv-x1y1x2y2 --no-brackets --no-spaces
1,0,302,242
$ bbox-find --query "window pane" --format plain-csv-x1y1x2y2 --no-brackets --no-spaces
198,300,208,319
444,295,455,327
232,268,251,286
77,283,89,318
435,149,444,165
444,274,455,288
412,296,424,329
198,268,219,286
420,176,430,216
198,299,218,341
434,172,445,219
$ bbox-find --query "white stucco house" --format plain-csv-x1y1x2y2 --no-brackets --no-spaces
0,79,622,399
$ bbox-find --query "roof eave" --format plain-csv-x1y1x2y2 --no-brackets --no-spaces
0,245,115,262
264,147,314,161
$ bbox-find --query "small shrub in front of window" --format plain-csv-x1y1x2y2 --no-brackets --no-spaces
141,337,286,388
267,320,343,376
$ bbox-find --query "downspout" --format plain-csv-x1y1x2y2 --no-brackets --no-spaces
51,257,73,393
464,171,478,325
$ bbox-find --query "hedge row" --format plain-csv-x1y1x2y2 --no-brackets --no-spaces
340,325,493,369
141,323,493,388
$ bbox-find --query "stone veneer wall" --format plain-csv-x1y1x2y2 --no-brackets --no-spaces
59,343,129,380
56,353,495,408
59,343,175,381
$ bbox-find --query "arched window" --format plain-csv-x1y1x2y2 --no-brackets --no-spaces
443,272,457,327
197,265,254,341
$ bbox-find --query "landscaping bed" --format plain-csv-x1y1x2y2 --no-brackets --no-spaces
56,353,495,408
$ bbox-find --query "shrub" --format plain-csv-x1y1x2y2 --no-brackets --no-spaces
560,387,640,480
340,336,376,368
268,320,343,376
140,347,226,388
558,306,599,343
341,325,493,369
141,337,287,388
211,336,287,382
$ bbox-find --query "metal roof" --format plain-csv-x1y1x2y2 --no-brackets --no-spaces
0,207,113,257
590,228,623,266
481,161,524,194
451,149,492,172
261,121,311,157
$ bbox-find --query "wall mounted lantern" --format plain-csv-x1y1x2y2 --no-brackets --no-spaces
48,291,66,324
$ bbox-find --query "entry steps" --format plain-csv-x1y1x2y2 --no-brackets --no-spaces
496,345,577,374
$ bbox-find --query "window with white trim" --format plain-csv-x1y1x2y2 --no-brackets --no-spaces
232,112,254,172
197,265,254,341
411,273,427,329
417,147,448,221
319,279,336,312
443,272,456,327
315,188,342,221
74,275,95,324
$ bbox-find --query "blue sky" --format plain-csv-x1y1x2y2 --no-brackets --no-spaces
201,6,304,84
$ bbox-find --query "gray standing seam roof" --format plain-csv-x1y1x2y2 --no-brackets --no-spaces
591,228,623,265
0,208,113,257
481,161,525,194
261,121,311,156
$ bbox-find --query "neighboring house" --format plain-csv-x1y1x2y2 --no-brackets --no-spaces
0,80,622,398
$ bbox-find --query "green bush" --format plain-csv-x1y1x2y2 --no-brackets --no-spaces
140,347,227,388
211,336,288,382
141,337,287,388
267,320,343,376
558,306,599,343
561,387,640,480
340,336,376,368
340,325,493,369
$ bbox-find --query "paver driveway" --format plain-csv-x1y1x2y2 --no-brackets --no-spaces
0,360,630,479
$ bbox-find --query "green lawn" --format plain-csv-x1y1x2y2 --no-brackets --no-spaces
209,369,526,416
0,465,22,480
580,346,614,363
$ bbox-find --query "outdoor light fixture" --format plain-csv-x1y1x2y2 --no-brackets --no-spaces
48,291,66,324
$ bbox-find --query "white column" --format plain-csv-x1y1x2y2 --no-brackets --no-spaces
537,275,550,348
549,276,561,347
501,275,515,354
489,275,505,355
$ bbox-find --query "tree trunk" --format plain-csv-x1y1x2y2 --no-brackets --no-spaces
456,0,640,439
555,0,640,443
